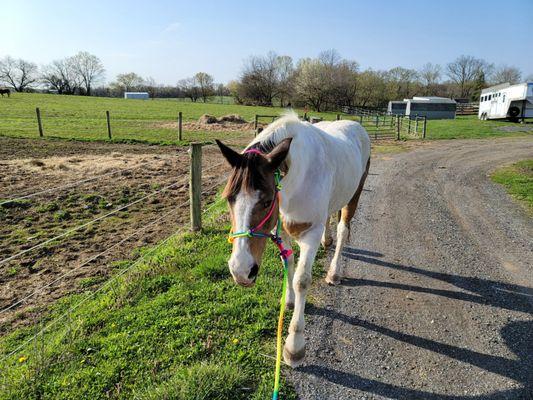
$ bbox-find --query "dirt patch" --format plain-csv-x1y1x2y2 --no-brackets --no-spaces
0,137,250,334
150,120,256,133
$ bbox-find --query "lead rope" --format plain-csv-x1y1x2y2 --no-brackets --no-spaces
228,170,291,399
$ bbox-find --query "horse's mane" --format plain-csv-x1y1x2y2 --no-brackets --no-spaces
246,112,303,154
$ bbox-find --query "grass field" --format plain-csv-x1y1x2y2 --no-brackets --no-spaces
0,197,324,399
2,93,531,145
491,159,533,214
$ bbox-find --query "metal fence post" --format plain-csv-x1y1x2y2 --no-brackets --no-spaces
106,111,112,139
415,115,419,135
408,116,411,135
36,107,43,137
423,116,427,139
178,111,183,141
254,114,258,130
189,143,202,232
396,115,400,140
336,114,340,121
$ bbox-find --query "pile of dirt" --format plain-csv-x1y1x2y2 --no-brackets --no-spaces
198,114,218,124
198,114,246,125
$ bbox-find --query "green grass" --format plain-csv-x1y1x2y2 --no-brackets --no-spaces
0,198,311,399
491,159,533,214
426,115,532,139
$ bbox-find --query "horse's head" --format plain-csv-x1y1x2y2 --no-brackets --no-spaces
216,138,291,287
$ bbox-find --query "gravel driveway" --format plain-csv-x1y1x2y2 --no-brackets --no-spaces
288,137,533,399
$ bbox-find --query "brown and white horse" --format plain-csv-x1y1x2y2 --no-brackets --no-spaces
216,113,370,367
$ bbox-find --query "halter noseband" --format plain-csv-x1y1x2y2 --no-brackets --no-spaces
227,149,292,260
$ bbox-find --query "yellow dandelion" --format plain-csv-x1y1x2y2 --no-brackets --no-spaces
18,356,27,363
232,338,239,344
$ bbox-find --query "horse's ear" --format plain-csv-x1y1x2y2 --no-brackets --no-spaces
266,138,292,170
216,140,242,168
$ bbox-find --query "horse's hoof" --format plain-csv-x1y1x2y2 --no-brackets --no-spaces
325,274,341,285
321,237,333,249
283,345,306,368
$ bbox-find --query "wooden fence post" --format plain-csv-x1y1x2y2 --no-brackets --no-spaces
178,111,183,141
408,116,411,135
359,115,363,124
36,107,43,137
396,115,400,140
254,114,258,130
106,111,112,139
423,116,427,139
189,143,202,232
336,114,340,121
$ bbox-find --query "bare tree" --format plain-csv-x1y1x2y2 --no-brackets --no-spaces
0,56,39,92
114,72,144,91
194,72,215,102
178,77,201,102
490,65,522,85
71,51,105,96
446,55,492,98
41,57,79,94
418,62,442,95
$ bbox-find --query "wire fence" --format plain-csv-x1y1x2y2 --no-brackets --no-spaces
0,141,234,382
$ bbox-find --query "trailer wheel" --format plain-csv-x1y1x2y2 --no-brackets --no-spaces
509,106,520,118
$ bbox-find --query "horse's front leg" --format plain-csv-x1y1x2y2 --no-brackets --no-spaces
283,226,322,367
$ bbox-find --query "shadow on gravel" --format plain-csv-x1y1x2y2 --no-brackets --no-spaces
341,248,533,315
299,247,533,399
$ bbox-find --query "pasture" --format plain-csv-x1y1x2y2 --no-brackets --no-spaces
1,93,532,144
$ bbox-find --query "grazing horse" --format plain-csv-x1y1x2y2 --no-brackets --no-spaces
0,88,10,97
216,113,370,367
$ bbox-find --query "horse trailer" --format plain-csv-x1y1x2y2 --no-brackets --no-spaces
478,82,533,121
124,92,149,100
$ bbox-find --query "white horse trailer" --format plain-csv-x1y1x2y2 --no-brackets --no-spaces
478,82,533,121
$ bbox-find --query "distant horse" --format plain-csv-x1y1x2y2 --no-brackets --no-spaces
216,113,371,367
0,88,10,97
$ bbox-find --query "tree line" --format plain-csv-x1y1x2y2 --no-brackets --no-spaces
1,50,531,111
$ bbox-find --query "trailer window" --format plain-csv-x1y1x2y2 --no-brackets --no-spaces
488,95,491,100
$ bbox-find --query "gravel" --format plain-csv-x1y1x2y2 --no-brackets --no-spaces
287,137,533,399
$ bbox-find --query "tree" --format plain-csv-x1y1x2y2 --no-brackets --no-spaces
0,56,38,92
446,55,492,98
115,72,144,91
386,67,419,100
71,51,105,96
294,58,329,111
194,72,215,102
178,77,201,102
41,57,79,94
275,55,295,107
419,63,442,95
490,65,522,85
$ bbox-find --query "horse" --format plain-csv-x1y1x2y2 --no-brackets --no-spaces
0,88,10,97
216,113,371,367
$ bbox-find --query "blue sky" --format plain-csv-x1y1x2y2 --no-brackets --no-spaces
1,0,532,84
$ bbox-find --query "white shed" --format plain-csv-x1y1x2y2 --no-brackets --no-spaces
124,92,149,100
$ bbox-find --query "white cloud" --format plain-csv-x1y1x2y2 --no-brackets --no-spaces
163,22,180,33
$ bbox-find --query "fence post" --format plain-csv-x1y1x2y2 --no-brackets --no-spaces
106,111,112,139
408,116,411,135
375,115,379,127
189,143,202,232
415,115,419,135
336,113,340,121
254,114,258,130
359,115,363,124
423,116,427,139
36,107,43,137
178,111,183,141
396,115,400,140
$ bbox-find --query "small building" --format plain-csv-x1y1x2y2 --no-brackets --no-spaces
124,92,149,100
387,101,407,115
478,82,533,121
405,96,456,119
